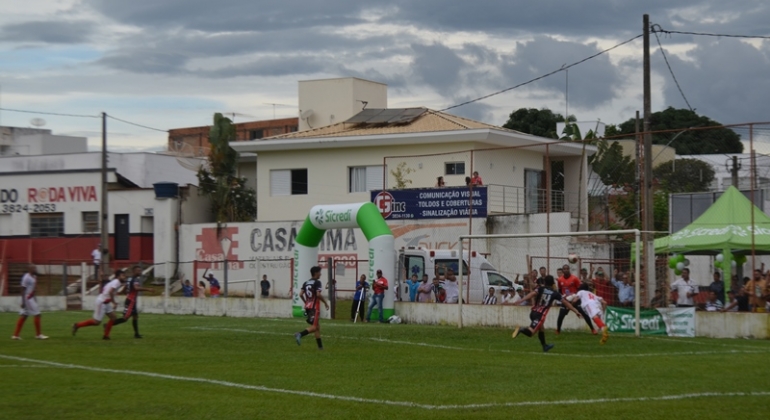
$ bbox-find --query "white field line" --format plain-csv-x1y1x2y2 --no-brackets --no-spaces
0,365,61,368
643,336,770,350
187,327,770,358
1,354,768,410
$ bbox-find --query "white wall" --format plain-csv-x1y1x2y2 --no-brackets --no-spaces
298,78,387,131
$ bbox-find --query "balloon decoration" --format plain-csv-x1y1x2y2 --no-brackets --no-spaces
676,262,685,270
716,253,724,262
683,258,690,267
674,268,683,276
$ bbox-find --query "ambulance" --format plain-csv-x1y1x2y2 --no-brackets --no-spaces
397,247,521,303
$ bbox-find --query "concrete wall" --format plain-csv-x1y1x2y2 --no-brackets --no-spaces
81,296,295,318
0,296,66,312
298,78,388,131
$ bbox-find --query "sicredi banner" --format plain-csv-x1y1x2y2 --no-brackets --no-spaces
371,186,487,220
605,306,696,337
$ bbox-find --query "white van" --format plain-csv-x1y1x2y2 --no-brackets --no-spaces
397,247,520,303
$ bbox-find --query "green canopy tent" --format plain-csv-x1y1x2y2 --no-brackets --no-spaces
651,186,770,295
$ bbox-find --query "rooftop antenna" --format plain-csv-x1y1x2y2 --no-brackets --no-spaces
263,103,293,119
357,100,368,110
221,112,256,123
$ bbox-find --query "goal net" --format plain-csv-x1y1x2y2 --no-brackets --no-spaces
457,230,642,336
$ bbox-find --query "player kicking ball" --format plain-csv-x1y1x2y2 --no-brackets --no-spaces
511,275,581,352
569,283,610,345
72,270,125,340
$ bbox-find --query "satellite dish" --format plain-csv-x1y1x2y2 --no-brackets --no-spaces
167,141,209,172
30,118,46,127
300,109,314,120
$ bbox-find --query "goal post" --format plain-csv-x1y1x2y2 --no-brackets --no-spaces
457,229,642,336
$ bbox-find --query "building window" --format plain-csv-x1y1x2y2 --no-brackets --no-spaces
82,211,99,233
445,162,465,175
249,129,264,140
349,166,385,193
271,169,308,196
30,213,64,238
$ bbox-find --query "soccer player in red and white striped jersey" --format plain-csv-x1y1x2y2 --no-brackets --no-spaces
511,275,580,352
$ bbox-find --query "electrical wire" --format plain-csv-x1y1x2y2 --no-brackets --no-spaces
652,28,770,40
652,26,694,112
106,114,168,133
0,107,99,119
440,33,644,112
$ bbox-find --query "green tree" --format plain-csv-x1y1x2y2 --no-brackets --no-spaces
502,108,575,139
652,158,715,193
588,139,636,187
614,107,743,154
390,162,415,189
197,113,257,224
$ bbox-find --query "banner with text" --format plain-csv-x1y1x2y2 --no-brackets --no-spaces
605,306,696,337
371,187,487,220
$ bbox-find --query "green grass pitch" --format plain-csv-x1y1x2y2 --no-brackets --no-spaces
1,310,769,419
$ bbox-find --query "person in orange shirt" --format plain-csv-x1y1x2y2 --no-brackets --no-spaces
470,171,483,186
366,269,389,323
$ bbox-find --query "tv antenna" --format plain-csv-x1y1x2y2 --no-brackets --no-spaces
263,103,294,119
221,112,256,123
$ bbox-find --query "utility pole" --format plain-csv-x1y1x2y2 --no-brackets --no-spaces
635,111,641,228
100,112,109,279
642,14,656,305
729,155,741,188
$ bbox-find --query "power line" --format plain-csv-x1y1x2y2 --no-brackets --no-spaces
106,114,168,133
652,28,770,40
0,106,99,119
440,33,644,112
652,27,694,112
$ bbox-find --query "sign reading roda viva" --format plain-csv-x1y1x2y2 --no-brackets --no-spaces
0,187,98,204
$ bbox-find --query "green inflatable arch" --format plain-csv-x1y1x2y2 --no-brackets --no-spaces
293,202,395,319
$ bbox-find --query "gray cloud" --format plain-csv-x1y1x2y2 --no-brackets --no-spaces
653,38,770,124
0,20,95,44
98,50,189,74
410,43,467,93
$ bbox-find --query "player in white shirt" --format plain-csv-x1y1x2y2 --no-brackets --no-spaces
72,270,126,340
11,265,48,340
569,284,609,345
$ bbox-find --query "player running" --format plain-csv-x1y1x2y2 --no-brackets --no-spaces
294,266,329,350
72,270,126,340
569,283,610,345
511,275,581,352
111,265,152,338
11,265,48,340
556,264,596,335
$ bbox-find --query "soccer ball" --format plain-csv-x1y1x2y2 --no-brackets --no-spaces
388,315,402,324
567,253,579,264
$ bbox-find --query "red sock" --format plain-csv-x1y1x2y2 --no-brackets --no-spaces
76,319,99,328
593,316,605,329
34,316,42,335
13,317,26,336
103,319,114,337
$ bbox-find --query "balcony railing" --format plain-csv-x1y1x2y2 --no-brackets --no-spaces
487,184,576,216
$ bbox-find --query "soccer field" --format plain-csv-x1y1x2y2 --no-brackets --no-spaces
2,311,768,420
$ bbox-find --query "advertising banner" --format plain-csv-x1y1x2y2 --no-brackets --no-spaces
371,186,487,220
605,306,696,337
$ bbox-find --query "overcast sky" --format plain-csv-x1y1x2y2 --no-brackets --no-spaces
1,0,769,152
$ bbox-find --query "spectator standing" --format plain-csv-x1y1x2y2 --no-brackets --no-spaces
182,280,193,297
670,268,697,308
611,271,635,307
704,291,724,312
204,272,221,297
91,244,101,279
197,281,208,298
351,274,369,322
443,268,459,304
708,272,725,305
366,269,388,323
536,267,547,287
435,176,446,187
416,275,432,303
260,275,271,297
743,269,768,312
465,176,472,187
405,274,421,302
470,171,483,186
579,268,590,287
593,268,614,306
432,278,446,303
483,287,497,305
